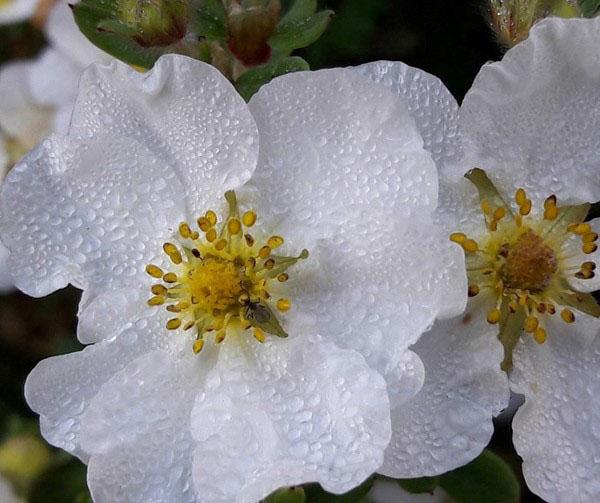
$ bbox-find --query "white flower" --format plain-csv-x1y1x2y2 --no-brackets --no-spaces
0,0,37,25
0,1,111,291
358,15,600,503
0,475,22,503
368,479,450,503
0,54,466,502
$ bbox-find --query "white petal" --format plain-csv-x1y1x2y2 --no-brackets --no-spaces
368,479,450,503
70,55,259,215
0,61,52,147
381,296,509,478
0,0,37,25
83,349,203,503
355,61,461,169
0,134,186,297
287,215,466,400
44,1,109,67
27,48,80,109
460,17,600,205
25,308,175,460
564,216,600,293
248,67,438,245
511,314,600,502
190,335,391,503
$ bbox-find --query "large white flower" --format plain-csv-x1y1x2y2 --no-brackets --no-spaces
358,15,600,503
0,54,466,502
0,0,37,25
0,1,111,291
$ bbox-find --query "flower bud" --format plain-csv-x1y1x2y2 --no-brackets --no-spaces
0,435,51,492
489,0,580,47
119,0,189,47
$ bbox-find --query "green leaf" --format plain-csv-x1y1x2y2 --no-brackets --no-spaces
303,477,374,502
30,458,90,503
235,56,309,101
280,0,317,25
397,476,439,494
579,0,600,16
195,0,228,40
73,0,165,69
438,450,520,503
270,10,334,55
263,486,306,503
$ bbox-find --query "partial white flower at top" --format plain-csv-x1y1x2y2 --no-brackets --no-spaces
0,0,37,25
358,15,600,503
0,1,111,292
0,53,467,502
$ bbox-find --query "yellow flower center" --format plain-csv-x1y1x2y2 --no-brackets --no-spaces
145,191,308,354
0,0,13,8
451,169,599,370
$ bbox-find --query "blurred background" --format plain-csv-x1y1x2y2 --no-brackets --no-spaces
0,0,575,501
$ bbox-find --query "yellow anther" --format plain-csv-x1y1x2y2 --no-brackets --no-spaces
493,207,506,221
547,303,556,315
227,218,242,235
276,298,291,312
205,210,217,226
544,206,558,220
244,234,255,247
462,239,479,253
147,296,165,306
179,222,192,238
242,211,257,227
582,261,596,270
533,327,547,344
254,327,266,343
524,316,539,333
259,245,272,259
146,264,163,278
519,199,532,216
206,228,217,242
167,305,181,313
163,242,182,264
197,217,211,232
583,232,598,243
571,223,591,235
277,273,289,282
193,339,204,354
267,236,284,249
264,258,275,270
583,242,598,254
215,330,226,344
561,308,575,324
151,284,168,296
163,272,178,283
166,318,181,330
515,188,527,206
183,321,195,331
449,232,467,244
215,239,227,251
468,285,480,297
245,257,256,269
486,308,501,324
481,200,492,215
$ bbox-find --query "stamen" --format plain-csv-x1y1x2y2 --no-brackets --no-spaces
242,211,257,227
487,308,501,324
533,327,547,344
146,264,163,278
227,218,242,235
147,296,165,306
276,299,291,312
561,308,575,324
193,339,204,354
163,243,182,264
205,210,217,226
166,318,181,330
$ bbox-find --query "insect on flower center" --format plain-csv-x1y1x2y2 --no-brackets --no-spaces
451,168,600,371
145,191,308,354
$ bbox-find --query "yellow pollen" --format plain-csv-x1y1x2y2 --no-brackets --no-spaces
493,207,506,221
524,316,539,333
534,327,547,344
515,188,527,206
519,199,532,216
145,191,308,354
583,232,598,243
462,239,479,253
449,232,467,244
487,308,501,324
561,308,575,324
570,223,591,235
583,243,598,254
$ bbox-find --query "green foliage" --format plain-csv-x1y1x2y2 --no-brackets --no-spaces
264,486,306,503
235,56,309,101
270,10,334,56
579,0,600,16
196,0,227,40
302,477,374,502
30,457,91,503
397,475,439,494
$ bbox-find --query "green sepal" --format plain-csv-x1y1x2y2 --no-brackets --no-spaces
195,0,227,40
263,249,310,279
235,56,309,101
73,0,165,69
302,477,374,502
554,279,600,318
438,450,520,503
244,302,288,338
498,299,526,373
263,486,306,503
397,475,439,494
280,0,318,25
579,0,600,16
464,168,513,223
270,10,334,56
